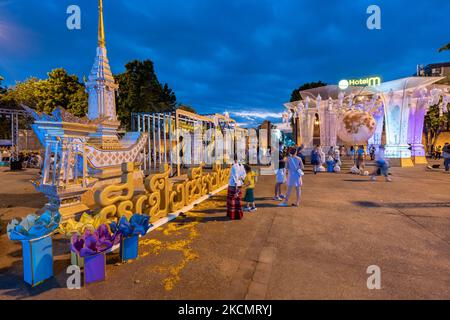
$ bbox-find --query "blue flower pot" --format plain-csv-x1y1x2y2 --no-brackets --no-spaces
326,161,335,173
120,235,139,262
22,235,53,287
84,252,106,285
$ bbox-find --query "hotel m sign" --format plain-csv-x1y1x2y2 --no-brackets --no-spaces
339,76,382,90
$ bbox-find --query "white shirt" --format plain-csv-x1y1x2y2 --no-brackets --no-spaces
375,148,386,162
229,162,246,187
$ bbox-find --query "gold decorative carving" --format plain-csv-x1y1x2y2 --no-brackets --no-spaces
170,181,186,212
133,194,148,214
95,162,135,207
144,164,171,222
74,162,231,230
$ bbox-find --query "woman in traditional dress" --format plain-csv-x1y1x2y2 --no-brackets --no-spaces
279,148,304,207
227,156,246,220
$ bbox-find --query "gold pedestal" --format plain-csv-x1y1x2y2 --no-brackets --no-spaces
412,156,428,165
388,158,415,167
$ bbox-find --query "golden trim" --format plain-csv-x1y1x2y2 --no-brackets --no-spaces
98,0,106,48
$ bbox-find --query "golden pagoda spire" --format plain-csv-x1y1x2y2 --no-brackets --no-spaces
98,0,106,48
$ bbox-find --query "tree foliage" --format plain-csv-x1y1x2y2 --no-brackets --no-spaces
0,76,6,94
424,102,450,152
290,81,327,102
1,59,178,134
115,60,177,130
0,69,88,117
0,76,35,139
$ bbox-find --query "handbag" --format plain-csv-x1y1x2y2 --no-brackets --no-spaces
291,157,304,177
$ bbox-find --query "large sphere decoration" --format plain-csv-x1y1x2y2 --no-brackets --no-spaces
337,110,376,145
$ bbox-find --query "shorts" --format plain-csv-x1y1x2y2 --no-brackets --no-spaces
244,188,255,203
276,168,286,183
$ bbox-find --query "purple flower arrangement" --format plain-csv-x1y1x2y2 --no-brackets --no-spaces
71,224,119,258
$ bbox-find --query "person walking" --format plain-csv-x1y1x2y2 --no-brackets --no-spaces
370,146,392,182
279,148,304,207
442,143,450,172
435,145,442,160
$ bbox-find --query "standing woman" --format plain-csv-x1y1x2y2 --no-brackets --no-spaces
279,148,304,207
355,145,366,171
311,145,321,175
227,155,246,220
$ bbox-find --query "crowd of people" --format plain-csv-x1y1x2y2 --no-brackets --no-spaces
0,147,43,169
225,143,399,220
227,146,306,220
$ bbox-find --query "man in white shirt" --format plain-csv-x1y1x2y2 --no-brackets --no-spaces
371,147,392,182
229,161,246,187
227,156,247,220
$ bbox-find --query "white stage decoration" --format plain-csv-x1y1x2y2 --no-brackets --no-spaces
284,77,450,166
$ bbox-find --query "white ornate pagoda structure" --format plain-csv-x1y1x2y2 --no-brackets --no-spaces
26,0,147,219
85,0,121,150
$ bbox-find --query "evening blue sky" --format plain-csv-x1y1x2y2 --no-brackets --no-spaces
0,0,449,126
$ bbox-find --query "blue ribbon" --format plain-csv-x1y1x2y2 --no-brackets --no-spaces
110,214,151,238
8,211,61,242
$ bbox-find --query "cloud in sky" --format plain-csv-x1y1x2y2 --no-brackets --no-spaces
1,0,450,127
230,110,284,127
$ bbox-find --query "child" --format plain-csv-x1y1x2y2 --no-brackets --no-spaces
244,164,258,212
311,145,322,174
274,152,286,200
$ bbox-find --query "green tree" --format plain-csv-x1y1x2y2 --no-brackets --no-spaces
0,76,35,139
41,68,88,116
0,76,6,94
290,81,327,102
116,60,177,130
1,77,40,108
424,102,450,153
1,69,88,116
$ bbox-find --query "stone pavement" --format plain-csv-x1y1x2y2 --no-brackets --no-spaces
0,165,449,300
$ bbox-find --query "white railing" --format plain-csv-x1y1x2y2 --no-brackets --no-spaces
41,138,88,189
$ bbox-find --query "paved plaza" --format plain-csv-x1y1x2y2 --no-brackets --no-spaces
0,164,449,300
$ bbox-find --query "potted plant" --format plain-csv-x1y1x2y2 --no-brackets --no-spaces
110,214,151,262
70,224,118,285
58,213,115,268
